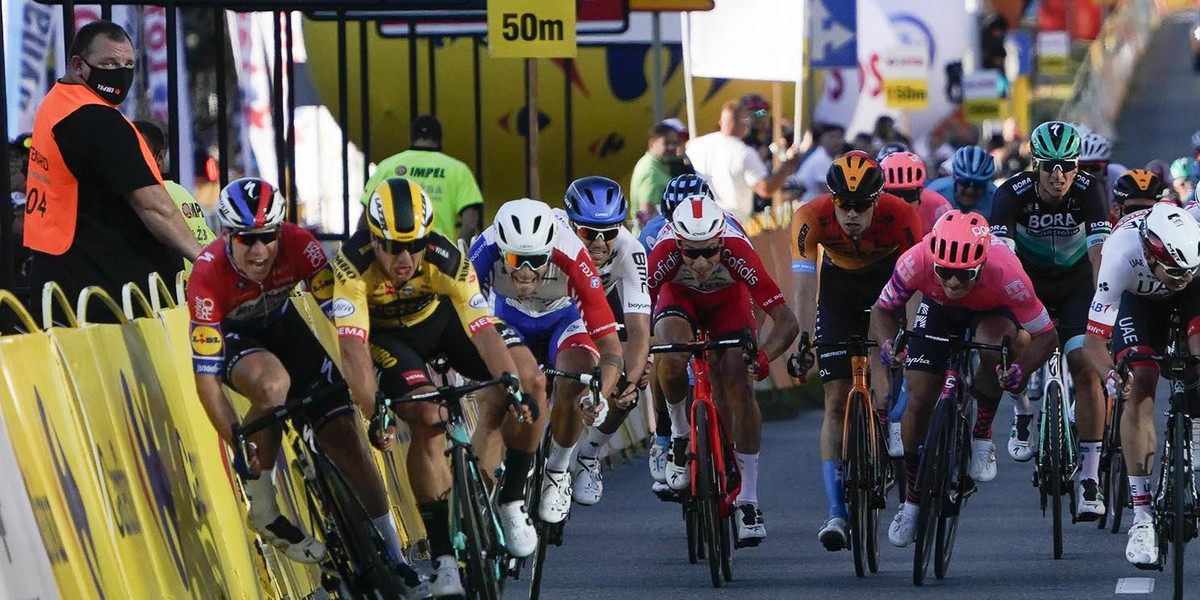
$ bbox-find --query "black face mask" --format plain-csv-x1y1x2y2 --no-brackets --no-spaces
83,60,134,105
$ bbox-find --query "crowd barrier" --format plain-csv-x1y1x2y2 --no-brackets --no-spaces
0,269,655,598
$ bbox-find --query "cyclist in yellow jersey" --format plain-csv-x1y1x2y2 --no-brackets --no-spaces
334,178,547,598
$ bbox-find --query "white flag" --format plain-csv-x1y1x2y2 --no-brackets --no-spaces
687,0,802,82
228,11,277,186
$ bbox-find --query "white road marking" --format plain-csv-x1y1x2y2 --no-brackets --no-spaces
1115,577,1155,594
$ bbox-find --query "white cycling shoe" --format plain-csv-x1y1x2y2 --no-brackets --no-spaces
1007,413,1038,462
735,503,766,545
429,555,465,599
1126,520,1159,567
1076,478,1105,522
572,457,603,506
887,422,904,458
818,516,848,551
498,500,538,558
968,439,997,482
665,436,691,492
888,503,918,548
648,441,668,483
248,513,327,563
539,470,573,524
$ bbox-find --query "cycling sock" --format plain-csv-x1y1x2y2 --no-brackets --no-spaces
1008,390,1035,416
371,512,407,565
655,403,671,438
579,426,614,461
499,448,534,504
889,380,908,423
821,460,847,518
245,468,280,522
1129,475,1153,524
904,452,920,504
971,387,1001,439
666,400,690,438
419,500,454,560
547,439,576,473
1079,440,1102,482
735,452,759,506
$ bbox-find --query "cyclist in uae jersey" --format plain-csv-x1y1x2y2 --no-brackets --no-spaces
333,179,545,589
989,121,1111,510
925,145,998,220
188,178,423,594
790,151,922,550
469,198,624,526
648,195,800,546
880,151,951,236
552,177,651,507
1081,203,1200,567
871,210,1059,548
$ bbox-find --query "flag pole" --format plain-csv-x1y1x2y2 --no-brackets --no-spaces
795,0,809,141
681,10,697,137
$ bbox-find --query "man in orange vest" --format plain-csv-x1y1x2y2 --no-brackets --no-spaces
23,20,201,318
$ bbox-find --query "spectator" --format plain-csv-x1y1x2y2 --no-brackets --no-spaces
9,134,31,288
851,132,875,154
740,93,773,164
631,122,683,222
361,115,483,245
1170,158,1195,203
686,101,801,224
134,120,216,273
792,122,846,204
872,116,901,147
23,20,200,317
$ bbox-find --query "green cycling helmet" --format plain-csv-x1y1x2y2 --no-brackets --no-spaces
1170,157,1192,182
1030,121,1081,161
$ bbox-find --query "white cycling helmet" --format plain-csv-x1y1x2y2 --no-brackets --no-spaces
671,196,726,242
1079,133,1111,162
1141,203,1200,270
494,198,558,256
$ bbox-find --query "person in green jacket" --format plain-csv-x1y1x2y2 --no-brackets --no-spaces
134,121,215,273
360,115,484,245
630,121,684,224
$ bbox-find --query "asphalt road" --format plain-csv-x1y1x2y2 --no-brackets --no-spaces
506,14,1200,600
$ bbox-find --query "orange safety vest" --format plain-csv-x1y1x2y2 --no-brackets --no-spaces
23,82,163,255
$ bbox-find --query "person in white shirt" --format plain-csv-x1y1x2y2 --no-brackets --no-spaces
686,101,800,224
793,123,847,205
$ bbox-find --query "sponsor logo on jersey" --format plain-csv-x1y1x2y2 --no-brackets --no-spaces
469,315,493,334
304,240,326,268
332,298,356,318
590,276,602,288
1010,177,1033,195
395,166,408,176
310,269,335,300
468,293,489,309
196,251,215,263
190,325,222,356
193,296,215,321
1090,301,1111,314
1118,316,1138,345
1005,280,1032,302
796,223,810,255
723,250,760,286
402,369,430,385
1086,322,1109,337
407,167,446,178
337,325,367,340
1025,212,1078,229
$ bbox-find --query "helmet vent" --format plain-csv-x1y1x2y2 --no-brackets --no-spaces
510,214,523,234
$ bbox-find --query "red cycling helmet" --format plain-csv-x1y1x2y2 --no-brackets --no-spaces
880,151,926,191
929,210,991,268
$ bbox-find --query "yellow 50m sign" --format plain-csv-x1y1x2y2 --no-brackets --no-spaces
488,0,577,58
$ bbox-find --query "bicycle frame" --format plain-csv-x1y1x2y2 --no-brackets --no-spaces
1036,347,1079,482
688,331,741,515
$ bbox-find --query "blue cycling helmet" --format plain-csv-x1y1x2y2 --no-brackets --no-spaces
661,174,712,220
876,142,910,163
951,146,996,183
563,176,628,226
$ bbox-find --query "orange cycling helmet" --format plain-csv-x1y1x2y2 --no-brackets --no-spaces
880,151,926,190
826,150,885,202
929,210,991,268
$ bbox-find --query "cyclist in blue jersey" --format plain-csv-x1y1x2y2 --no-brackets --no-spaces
926,145,998,219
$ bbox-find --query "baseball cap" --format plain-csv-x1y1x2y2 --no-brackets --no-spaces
660,118,686,135
411,115,442,143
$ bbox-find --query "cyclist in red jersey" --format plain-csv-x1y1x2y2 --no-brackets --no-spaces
187,178,423,594
870,210,1059,548
648,195,799,546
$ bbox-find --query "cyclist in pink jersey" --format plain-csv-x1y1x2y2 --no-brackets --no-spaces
880,151,952,235
870,210,1059,547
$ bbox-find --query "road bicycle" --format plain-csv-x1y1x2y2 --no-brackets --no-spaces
649,328,755,588
1117,310,1200,600
1030,342,1080,559
790,331,891,577
520,366,601,600
1098,379,1128,534
895,324,1010,586
235,381,411,599
371,370,535,600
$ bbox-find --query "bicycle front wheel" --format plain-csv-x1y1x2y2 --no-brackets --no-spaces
526,426,552,600
1171,412,1188,600
1046,380,1065,559
695,409,723,588
453,451,502,600
935,409,969,579
846,392,870,578
914,397,952,586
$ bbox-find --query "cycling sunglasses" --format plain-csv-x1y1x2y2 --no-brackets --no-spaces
933,264,982,282
504,251,552,270
232,229,279,246
891,188,922,203
1154,260,1196,280
377,237,428,255
681,245,721,260
956,180,988,191
1079,161,1108,174
575,224,620,242
832,195,877,212
1036,158,1078,174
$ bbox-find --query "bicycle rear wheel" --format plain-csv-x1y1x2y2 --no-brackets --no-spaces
695,409,723,588
935,411,969,580
914,398,952,586
1046,381,1065,559
868,406,888,574
526,426,552,600
846,393,869,578
1171,412,1188,600
453,451,501,600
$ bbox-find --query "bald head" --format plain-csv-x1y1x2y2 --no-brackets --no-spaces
718,101,749,137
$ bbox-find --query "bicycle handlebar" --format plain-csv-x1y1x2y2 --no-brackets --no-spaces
898,326,1011,374
1117,351,1200,379
372,372,535,427
232,379,351,473
648,326,756,363
544,366,603,401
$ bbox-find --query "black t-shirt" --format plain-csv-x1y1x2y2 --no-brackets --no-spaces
29,99,182,309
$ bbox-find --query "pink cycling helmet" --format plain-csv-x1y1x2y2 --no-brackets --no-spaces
880,151,926,191
929,210,991,268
